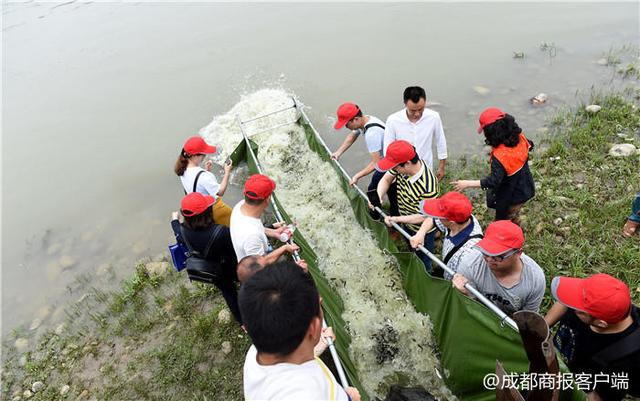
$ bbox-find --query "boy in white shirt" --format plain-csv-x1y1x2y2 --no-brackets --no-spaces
241,261,360,401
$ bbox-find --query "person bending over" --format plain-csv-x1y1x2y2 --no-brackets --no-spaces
171,192,241,323
452,220,545,315
385,191,483,279
453,108,535,225
229,174,298,264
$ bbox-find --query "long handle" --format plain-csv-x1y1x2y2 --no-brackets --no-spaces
294,99,519,332
236,115,351,388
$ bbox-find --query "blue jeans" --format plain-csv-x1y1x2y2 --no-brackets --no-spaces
367,169,385,193
406,228,436,274
630,192,640,223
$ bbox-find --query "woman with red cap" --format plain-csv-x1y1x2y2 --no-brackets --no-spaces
174,136,233,227
453,108,535,225
171,192,241,323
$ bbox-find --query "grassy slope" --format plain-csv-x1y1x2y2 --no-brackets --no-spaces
444,92,640,311
2,92,638,401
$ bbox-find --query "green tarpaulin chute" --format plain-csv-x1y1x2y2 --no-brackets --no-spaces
230,117,585,401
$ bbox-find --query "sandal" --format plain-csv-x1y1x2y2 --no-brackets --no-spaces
622,219,639,237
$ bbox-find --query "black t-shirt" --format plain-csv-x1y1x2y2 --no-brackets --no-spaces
171,220,238,282
553,307,640,400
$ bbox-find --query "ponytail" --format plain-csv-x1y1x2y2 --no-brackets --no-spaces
174,149,190,176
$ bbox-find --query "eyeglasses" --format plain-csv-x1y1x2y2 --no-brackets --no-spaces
483,248,521,262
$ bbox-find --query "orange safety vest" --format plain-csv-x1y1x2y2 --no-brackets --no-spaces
490,133,531,176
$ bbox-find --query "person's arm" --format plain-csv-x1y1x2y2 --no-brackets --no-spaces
384,214,426,226
331,132,358,160
434,115,448,181
265,224,287,239
170,214,183,242
313,326,335,357
216,160,233,197
544,302,568,327
377,172,395,201
453,157,507,192
262,243,299,264
410,217,435,249
452,179,481,191
350,152,380,186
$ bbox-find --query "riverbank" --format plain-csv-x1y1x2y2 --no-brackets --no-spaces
2,90,639,401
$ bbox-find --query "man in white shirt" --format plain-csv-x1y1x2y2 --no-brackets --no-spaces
241,261,360,401
384,86,448,181
230,174,298,264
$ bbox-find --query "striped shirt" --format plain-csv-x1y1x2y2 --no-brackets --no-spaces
390,160,439,232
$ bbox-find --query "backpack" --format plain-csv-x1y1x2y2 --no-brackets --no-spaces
180,225,224,284
363,122,385,135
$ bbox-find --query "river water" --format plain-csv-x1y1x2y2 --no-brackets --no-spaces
2,2,638,334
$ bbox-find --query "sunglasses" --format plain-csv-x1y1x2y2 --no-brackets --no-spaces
483,248,521,262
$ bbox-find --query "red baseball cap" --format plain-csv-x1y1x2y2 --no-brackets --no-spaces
552,274,631,323
477,107,506,133
183,136,217,155
334,103,360,130
181,192,216,217
376,140,417,171
244,174,276,200
475,220,524,256
420,192,472,223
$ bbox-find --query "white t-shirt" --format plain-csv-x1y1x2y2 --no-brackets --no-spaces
180,166,220,196
230,201,269,260
353,115,385,156
243,345,349,401
383,108,448,169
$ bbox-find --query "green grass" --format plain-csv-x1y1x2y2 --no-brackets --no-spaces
1,261,250,401
445,92,640,311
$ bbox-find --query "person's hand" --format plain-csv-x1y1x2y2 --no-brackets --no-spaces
171,211,180,221
204,160,213,171
367,201,375,210
223,159,233,174
272,221,286,229
349,175,359,186
313,326,335,357
345,387,361,401
436,166,445,181
452,180,472,191
384,215,394,227
321,326,335,344
296,259,308,272
452,273,470,295
331,152,340,161
285,243,300,254
409,234,424,249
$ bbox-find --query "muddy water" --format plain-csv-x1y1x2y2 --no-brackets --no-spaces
2,2,637,333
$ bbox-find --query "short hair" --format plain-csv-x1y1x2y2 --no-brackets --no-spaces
482,114,523,148
239,261,320,356
244,194,266,206
403,86,426,104
352,106,363,119
237,255,264,283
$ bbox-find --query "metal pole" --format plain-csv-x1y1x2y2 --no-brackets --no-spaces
294,99,519,332
236,115,351,389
